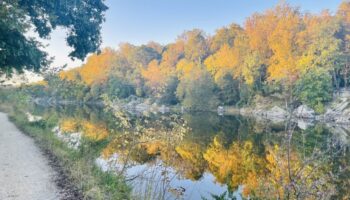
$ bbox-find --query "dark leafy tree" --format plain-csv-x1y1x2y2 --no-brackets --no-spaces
0,0,108,74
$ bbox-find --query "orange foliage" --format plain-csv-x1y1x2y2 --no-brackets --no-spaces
60,119,80,133
141,60,167,91
245,10,276,60
266,4,304,84
204,44,240,81
59,68,80,82
56,2,348,97
81,121,109,141
59,118,108,141
60,48,117,85
338,1,350,23
175,142,206,180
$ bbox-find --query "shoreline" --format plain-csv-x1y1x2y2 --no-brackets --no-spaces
0,112,76,200
7,110,131,200
5,112,84,200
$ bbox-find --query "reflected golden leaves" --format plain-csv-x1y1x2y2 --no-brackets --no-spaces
101,129,341,199
203,137,264,196
55,111,346,199
59,118,109,141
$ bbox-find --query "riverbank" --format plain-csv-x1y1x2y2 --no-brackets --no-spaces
26,88,350,126
7,110,131,200
220,90,350,125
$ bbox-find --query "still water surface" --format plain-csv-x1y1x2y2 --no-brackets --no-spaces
29,105,349,199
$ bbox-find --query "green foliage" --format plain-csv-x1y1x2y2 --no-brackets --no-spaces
295,68,333,111
158,76,179,105
133,45,161,66
238,83,254,106
181,29,208,62
0,0,107,74
314,101,326,114
0,24,49,74
105,77,135,100
216,75,240,105
8,111,130,199
177,68,219,110
14,2,350,110
46,76,89,101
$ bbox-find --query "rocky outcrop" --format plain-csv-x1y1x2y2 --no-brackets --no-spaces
238,106,289,123
293,105,315,119
324,96,350,123
106,96,174,115
265,106,288,118
296,120,314,130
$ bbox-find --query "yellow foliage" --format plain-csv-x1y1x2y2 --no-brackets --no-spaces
203,137,264,196
60,119,108,141
175,143,206,180
81,121,109,141
204,44,238,81
59,68,80,81
176,59,199,80
245,10,276,60
101,135,134,159
141,60,168,92
338,1,350,23
267,4,303,84
60,48,117,85
161,42,184,67
261,144,317,199
141,140,166,155
31,80,48,86
60,119,80,133
80,48,117,85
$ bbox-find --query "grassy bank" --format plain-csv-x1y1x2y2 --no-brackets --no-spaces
8,110,130,200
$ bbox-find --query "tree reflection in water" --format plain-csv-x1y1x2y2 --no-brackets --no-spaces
29,105,350,200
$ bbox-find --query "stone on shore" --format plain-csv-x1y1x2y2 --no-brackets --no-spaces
293,105,315,119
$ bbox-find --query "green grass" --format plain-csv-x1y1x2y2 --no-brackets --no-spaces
8,111,131,200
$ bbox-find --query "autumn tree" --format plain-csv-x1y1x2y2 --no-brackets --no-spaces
337,1,350,88
37,1,350,109
298,12,342,93
209,24,243,52
61,48,117,85
179,29,209,62
176,64,218,110
141,59,167,96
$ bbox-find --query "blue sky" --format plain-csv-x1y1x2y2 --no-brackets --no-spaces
46,0,344,68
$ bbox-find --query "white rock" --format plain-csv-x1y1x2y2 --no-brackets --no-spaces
266,106,288,118
297,120,313,130
293,105,315,119
52,126,81,149
26,112,43,122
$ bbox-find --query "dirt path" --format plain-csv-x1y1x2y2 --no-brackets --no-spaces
0,112,61,200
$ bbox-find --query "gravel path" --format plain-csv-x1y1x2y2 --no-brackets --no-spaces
0,112,61,200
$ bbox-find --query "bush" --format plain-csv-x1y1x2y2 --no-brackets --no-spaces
177,69,219,111
314,101,326,114
294,68,333,111
158,76,179,105
105,77,135,100
216,75,240,105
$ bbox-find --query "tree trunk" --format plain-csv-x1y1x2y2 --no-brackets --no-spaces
333,69,339,95
345,60,349,89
